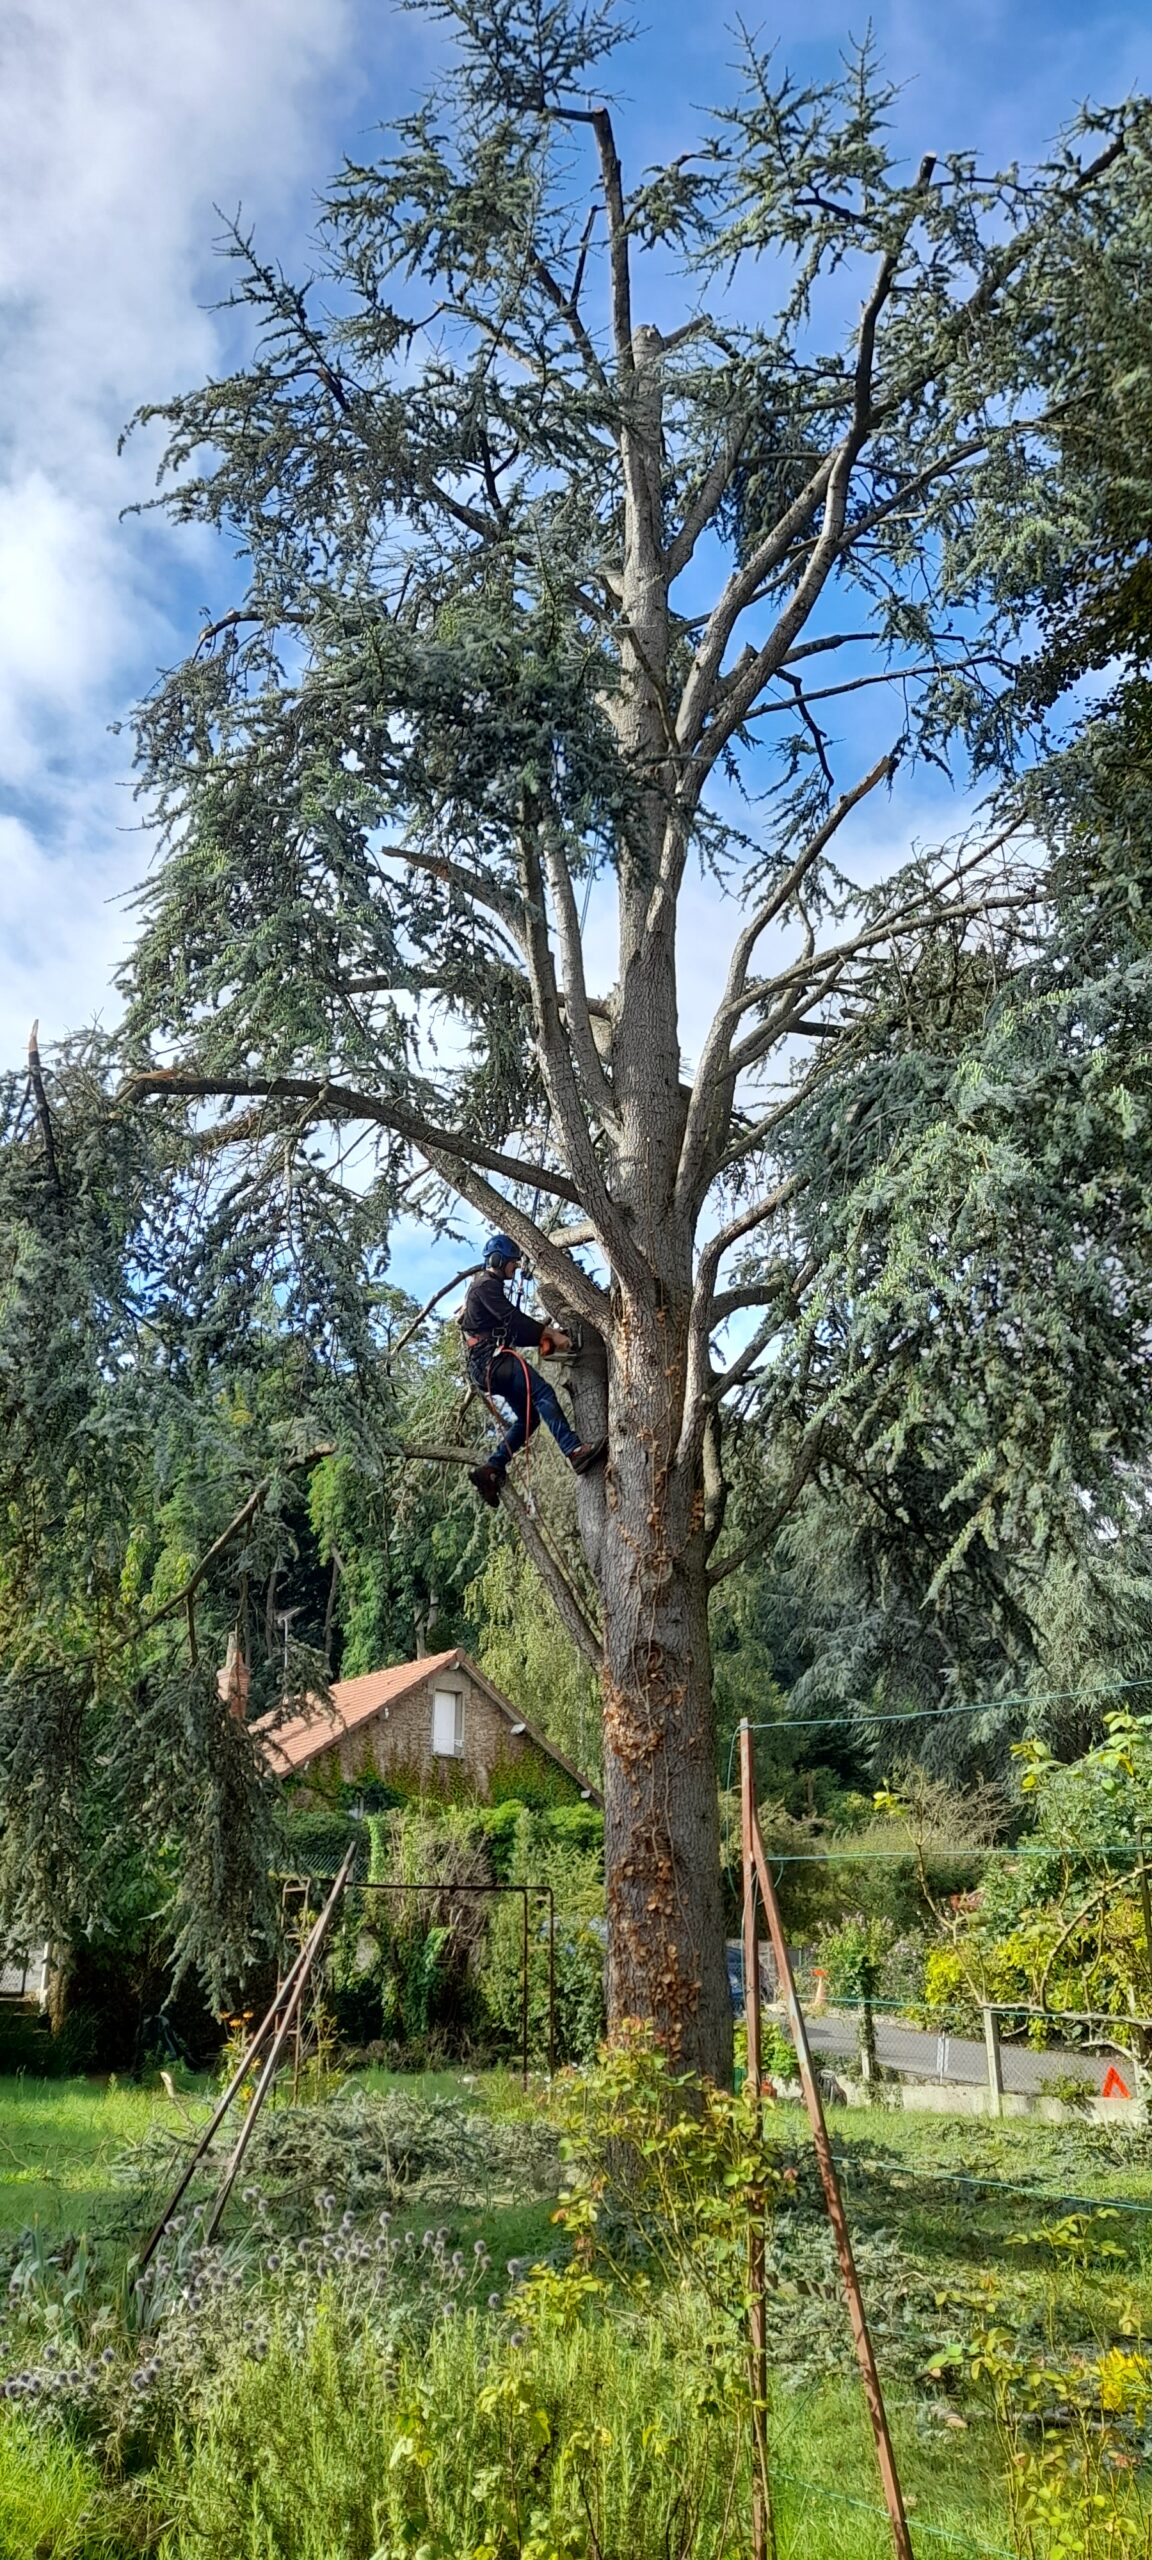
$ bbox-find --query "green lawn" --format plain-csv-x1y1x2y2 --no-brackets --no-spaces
0,2073,1148,2558
0,2075,212,2238
0,2064,552,2261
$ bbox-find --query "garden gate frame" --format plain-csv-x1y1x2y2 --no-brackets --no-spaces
137,1859,556,2274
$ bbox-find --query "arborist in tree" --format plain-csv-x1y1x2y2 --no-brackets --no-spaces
461,1233,607,1508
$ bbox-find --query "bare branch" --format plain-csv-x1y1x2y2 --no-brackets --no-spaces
516,811,640,1287
373,843,527,946
128,1069,583,1206
537,823,618,1133
675,758,892,1217
706,1435,822,1587
124,1067,612,1327
26,1022,63,1210
728,883,1031,1078
591,107,633,374
386,1267,484,1367
527,229,610,395
675,1176,802,1473
665,415,749,583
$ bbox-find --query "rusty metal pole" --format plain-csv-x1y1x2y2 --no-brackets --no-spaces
738,1724,772,2560
748,1790,914,2560
545,1887,556,2080
521,1887,530,2089
290,1879,313,2105
137,1883,325,2277
739,1723,764,2099
205,1846,356,2242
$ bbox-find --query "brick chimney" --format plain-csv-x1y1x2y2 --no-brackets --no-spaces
218,1630,250,1721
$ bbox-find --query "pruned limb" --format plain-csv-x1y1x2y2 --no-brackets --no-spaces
499,1476,603,1669
127,1070,581,1207
395,1441,484,1466
387,1269,483,1368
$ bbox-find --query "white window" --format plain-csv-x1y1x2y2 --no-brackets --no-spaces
432,1689,464,1758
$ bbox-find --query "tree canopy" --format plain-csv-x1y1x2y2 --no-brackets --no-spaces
5,0,1152,2069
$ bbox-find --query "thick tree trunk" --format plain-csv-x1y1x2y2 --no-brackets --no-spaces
599,1301,731,2084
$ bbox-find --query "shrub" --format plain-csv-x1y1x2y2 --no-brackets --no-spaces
165,2281,750,2560
812,1912,895,2002
278,1806,366,1880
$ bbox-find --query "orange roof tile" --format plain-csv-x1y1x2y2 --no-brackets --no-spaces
259,1650,461,1775
256,1646,603,1804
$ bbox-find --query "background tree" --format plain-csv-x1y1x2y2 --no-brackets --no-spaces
109,0,1152,2073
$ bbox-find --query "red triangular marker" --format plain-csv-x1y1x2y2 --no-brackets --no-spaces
1102,2065,1131,2099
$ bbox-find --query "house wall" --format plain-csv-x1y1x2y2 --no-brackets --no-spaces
296,1663,566,1803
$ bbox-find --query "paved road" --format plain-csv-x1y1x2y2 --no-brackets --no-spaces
725,1951,1137,2096
803,2011,1128,2096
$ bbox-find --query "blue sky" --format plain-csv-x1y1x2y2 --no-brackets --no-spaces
1,0,1149,1299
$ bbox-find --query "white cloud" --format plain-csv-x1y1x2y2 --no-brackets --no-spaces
0,0,369,1053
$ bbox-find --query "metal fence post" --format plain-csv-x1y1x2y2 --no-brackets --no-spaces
982,2005,1004,2118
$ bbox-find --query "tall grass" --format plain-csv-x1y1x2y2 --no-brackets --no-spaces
0,2414,123,2559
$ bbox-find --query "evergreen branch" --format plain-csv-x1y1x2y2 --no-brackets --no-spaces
727,884,1032,1078
143,1447,335,1640
705,1438,824,1589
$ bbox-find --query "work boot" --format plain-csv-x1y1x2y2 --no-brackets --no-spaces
469,1463,504,1508
569,1439,607,1475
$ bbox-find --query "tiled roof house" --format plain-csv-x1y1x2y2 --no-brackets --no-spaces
254,1647,601,1806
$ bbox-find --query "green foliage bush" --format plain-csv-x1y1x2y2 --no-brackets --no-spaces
812,1913,896,2002
479,1811,605,2065
164,2276,750,2560
279,1806,367,1879
346,1804,605,2064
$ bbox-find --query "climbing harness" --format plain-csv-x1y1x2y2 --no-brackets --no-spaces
465,1335,536,1475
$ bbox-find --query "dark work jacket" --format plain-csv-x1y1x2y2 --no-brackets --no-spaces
459,1272,544,1352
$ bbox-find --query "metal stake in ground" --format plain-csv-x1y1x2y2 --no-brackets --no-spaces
204,1845,357,2243
739,1721,914,2560
135,1889,341,2278
739,1722,774,2560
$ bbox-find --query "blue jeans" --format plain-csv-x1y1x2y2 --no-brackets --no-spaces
470,1348,581,1469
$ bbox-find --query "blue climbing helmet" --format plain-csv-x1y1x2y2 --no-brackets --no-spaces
483,1233,521,1272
